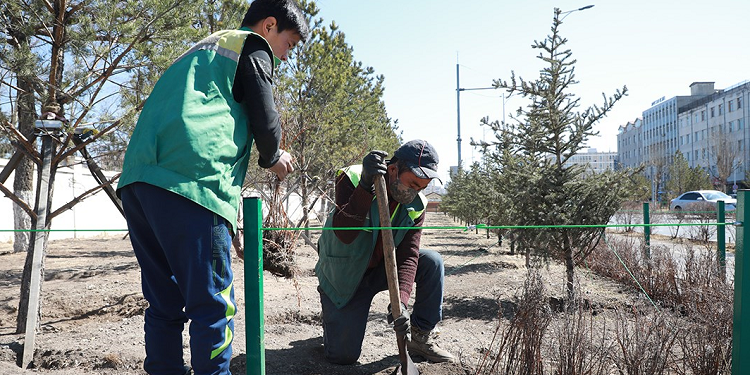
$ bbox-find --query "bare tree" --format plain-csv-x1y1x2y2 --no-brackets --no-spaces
709,128,741,191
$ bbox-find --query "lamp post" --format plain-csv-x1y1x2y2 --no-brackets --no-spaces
455,5,594,169
455,63,507,168
560,4,595,21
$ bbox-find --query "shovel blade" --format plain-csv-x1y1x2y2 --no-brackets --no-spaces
394,357,419,375
395,337,419,375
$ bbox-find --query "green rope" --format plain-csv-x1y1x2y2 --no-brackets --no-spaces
264,222,730,231
0,221,732,233
600,231,659,310
0,229,128,232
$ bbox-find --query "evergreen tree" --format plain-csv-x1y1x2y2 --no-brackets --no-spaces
483,8,633,299
666,151,711,199
1,0,211,335
261,0,399,225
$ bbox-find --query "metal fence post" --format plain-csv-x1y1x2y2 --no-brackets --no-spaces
733,190,749,374
244,197,265,375
718,200,726,281
643,202,651,259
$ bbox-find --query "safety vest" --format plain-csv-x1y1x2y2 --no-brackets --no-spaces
315,165,427,308
118,28,273,229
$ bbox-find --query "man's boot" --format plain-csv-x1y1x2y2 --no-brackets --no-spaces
406,326,455,363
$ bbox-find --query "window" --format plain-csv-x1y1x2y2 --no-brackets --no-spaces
739,97,744,109
740,119,745,130
718,104,723,115
694,150,699,160
681,192,702,201
701,110,706,121
729,121,734,132
729,101,734,112
711,107,715,118
740,140,745,152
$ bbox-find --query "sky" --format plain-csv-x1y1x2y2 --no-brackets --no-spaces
313,0,750,184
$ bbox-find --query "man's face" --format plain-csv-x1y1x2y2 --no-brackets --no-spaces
265,26,301,62
387,165,431,204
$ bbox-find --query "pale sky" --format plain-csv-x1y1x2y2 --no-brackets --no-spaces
314,0,750,184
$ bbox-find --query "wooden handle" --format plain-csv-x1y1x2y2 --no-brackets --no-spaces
373,174,403,317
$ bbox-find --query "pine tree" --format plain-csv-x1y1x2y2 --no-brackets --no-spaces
483,8,633,299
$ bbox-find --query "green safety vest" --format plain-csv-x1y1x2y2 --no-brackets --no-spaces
315,165,427,308
118,28,274,229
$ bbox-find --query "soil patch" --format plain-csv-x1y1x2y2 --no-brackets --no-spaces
0,212,643,374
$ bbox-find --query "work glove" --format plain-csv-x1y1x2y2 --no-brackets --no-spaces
387,302,410,338
359,150,388,193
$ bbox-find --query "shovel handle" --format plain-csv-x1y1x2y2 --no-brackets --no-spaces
374,175,420,375
373,175,404,318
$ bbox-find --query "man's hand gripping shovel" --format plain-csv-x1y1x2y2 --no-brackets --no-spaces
374,175,420,375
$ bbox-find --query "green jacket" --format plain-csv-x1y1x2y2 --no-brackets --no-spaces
315,165,427,308
117,29,273,229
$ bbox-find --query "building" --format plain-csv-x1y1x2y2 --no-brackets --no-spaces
677,81,748,185
424,191,443,212
617,80,750,190
617,118,643,168
560,148,618,173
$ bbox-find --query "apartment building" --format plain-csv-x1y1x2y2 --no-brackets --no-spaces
677,82,748,184
563,148,618,173
617,81,750,188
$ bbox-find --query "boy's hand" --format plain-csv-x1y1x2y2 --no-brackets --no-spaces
232,229,244,260
269,150,294,180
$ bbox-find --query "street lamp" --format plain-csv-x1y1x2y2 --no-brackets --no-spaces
455,61,509,168
560,5,595,21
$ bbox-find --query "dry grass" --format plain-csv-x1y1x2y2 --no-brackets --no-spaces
474,232,733,374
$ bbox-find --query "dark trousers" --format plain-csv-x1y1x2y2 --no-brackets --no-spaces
121,183,235,375
319,249,445,365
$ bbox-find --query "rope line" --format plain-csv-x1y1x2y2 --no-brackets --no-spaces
600,231,660,310
0,221,734,233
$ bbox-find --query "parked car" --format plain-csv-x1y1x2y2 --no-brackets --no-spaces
669,190,737,211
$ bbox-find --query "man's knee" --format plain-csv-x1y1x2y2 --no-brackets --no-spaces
420,249,444,272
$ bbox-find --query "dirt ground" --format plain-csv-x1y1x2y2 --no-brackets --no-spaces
0,212,644,375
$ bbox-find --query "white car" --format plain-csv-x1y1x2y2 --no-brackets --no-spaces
669,190,737,211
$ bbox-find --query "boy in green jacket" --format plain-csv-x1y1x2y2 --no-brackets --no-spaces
117,1,309,374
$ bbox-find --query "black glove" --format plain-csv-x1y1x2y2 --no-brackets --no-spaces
387,302,410,338
359,150,388,193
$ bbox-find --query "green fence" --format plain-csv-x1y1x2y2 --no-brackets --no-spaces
0,194,741,373
242,194,742,375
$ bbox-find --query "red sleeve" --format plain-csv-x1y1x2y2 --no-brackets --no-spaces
331,173,375,243
395,211,423,306
330,171,423,306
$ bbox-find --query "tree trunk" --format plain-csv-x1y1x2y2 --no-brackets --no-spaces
17,137,57,334
12,43,37,254
564,233,575,301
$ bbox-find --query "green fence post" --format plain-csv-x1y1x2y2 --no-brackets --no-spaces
244,197,265,375
717,200,726,282
733,190,749,374
643,202,651,259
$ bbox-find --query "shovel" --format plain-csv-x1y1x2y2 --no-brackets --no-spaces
373,175,420,375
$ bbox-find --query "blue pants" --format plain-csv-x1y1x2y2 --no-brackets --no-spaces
319,249,445,365
121,183,235,375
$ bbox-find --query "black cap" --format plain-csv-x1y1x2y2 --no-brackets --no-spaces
393,139,441,183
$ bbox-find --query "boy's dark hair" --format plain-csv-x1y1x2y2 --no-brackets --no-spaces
242,0,310,42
